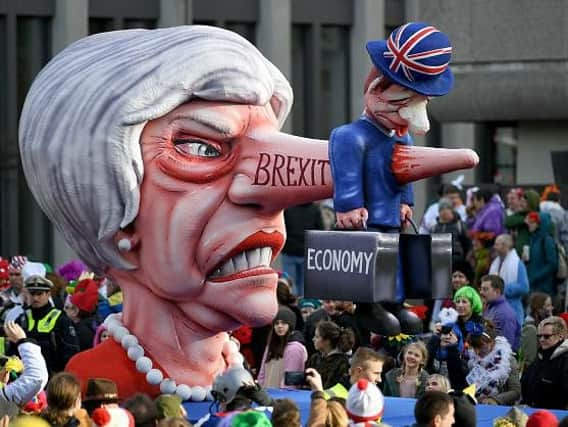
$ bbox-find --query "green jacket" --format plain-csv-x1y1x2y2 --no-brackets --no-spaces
383,367,429,398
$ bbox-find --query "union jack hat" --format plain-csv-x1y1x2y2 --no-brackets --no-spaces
366,22,454,96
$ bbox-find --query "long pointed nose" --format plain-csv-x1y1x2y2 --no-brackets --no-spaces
229,130,333,212
392,145,479,185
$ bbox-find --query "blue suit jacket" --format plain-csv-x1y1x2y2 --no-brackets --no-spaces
329,116,413,228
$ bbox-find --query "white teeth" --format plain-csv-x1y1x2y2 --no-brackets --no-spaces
209,247,273,279
233,252,248,271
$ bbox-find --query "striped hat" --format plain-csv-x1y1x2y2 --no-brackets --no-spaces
346,379,385,423
366,22,453,96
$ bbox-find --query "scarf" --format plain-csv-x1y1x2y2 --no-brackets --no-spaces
490,250,519,285
465,336,512,398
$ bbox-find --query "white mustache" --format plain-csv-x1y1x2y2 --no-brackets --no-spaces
399,99,430,135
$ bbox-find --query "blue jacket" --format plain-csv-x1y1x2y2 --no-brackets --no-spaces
329,116,413,228
504,262,530,327
483,296,521,351
526,215,558,296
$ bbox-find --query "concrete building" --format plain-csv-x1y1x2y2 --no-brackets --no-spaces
1,0,566,265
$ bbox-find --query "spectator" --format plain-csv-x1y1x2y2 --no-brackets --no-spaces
40,373,84,427
155,394,186,420
303,301,336,356
93,325,110,347
0,321,48,418
281,202,324,296
489,234,530,327
468,187,505,243
521,316,568,409
426,308,464,376
505,188,524,216
345,378,385,426
452,286,484,341
445,320,520,405
521,292,554,369
506,189,541,257
479,274,521,351
20,262,80,374
298,299,321,322
383,341,429,398
122,393,158,427
524,211,558,296
257,306,307,388
271,398,301,427
412,391,455,427
306,346,385,399
82,378,121,416
468,233,493,288
306,390,348,427
540,185,568,251
419,184,467,235
197,367,273,427
332,301,362,352
1,256,28,322
276,280,304,332
425,374,450,393
432,198,471,266
97,278,123,322
306,321,354,389
64,278,100,351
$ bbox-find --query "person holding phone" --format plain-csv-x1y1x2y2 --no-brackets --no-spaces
257,306,307,388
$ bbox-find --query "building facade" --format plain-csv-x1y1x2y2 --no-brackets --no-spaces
1,0,567,265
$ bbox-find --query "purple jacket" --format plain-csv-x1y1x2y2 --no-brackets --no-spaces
483,296,520,351
469,195,505,237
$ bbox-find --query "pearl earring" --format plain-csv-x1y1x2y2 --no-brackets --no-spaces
117,238,132,252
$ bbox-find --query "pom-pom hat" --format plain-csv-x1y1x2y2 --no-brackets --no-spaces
346,379,385,423
526,410,558,427
366,22,454,96
92,407,135,427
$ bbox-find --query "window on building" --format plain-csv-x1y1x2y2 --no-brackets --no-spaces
493,125,517,185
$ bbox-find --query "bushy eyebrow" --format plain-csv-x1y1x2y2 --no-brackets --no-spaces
171,109,242,140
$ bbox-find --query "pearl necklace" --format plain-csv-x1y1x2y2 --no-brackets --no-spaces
103,313,244,401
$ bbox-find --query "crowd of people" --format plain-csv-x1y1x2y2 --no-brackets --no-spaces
0,185,567,426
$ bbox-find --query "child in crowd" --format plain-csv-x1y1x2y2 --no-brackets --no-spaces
383,341,429,398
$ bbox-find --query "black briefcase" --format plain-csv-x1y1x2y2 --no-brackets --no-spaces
303,230,399,302
399,220,452,299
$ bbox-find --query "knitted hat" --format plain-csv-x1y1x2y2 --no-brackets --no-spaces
155,394,183,419
346,379,385,423
453,286,483,315
523,190,541,211
274,305,296,330
92,406,135,427
70,278,99,313
230,411,272,427
366,22,453,97
84,378,119,403
526,410,558,427
298,298,322,310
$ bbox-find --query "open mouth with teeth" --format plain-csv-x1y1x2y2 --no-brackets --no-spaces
207,231,284,282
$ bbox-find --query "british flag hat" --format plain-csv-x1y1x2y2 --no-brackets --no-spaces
366,22,454,96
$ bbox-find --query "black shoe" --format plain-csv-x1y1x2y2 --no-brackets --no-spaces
355,303,401,336
396,308,423,335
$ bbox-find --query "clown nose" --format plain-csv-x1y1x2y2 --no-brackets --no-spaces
392,145,479,185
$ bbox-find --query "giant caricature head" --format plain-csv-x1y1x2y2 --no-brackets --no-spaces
18,26,331,333
363,22,453,136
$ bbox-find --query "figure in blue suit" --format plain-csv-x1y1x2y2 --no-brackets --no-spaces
330,22,455,335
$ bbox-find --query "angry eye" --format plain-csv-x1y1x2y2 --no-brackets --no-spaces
174,139,221,158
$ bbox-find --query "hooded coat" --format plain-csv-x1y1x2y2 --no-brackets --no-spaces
526,214,558,296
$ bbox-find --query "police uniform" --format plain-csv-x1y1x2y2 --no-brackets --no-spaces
22,274,80,374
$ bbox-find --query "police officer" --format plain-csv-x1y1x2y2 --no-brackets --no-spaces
21,262,80,374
